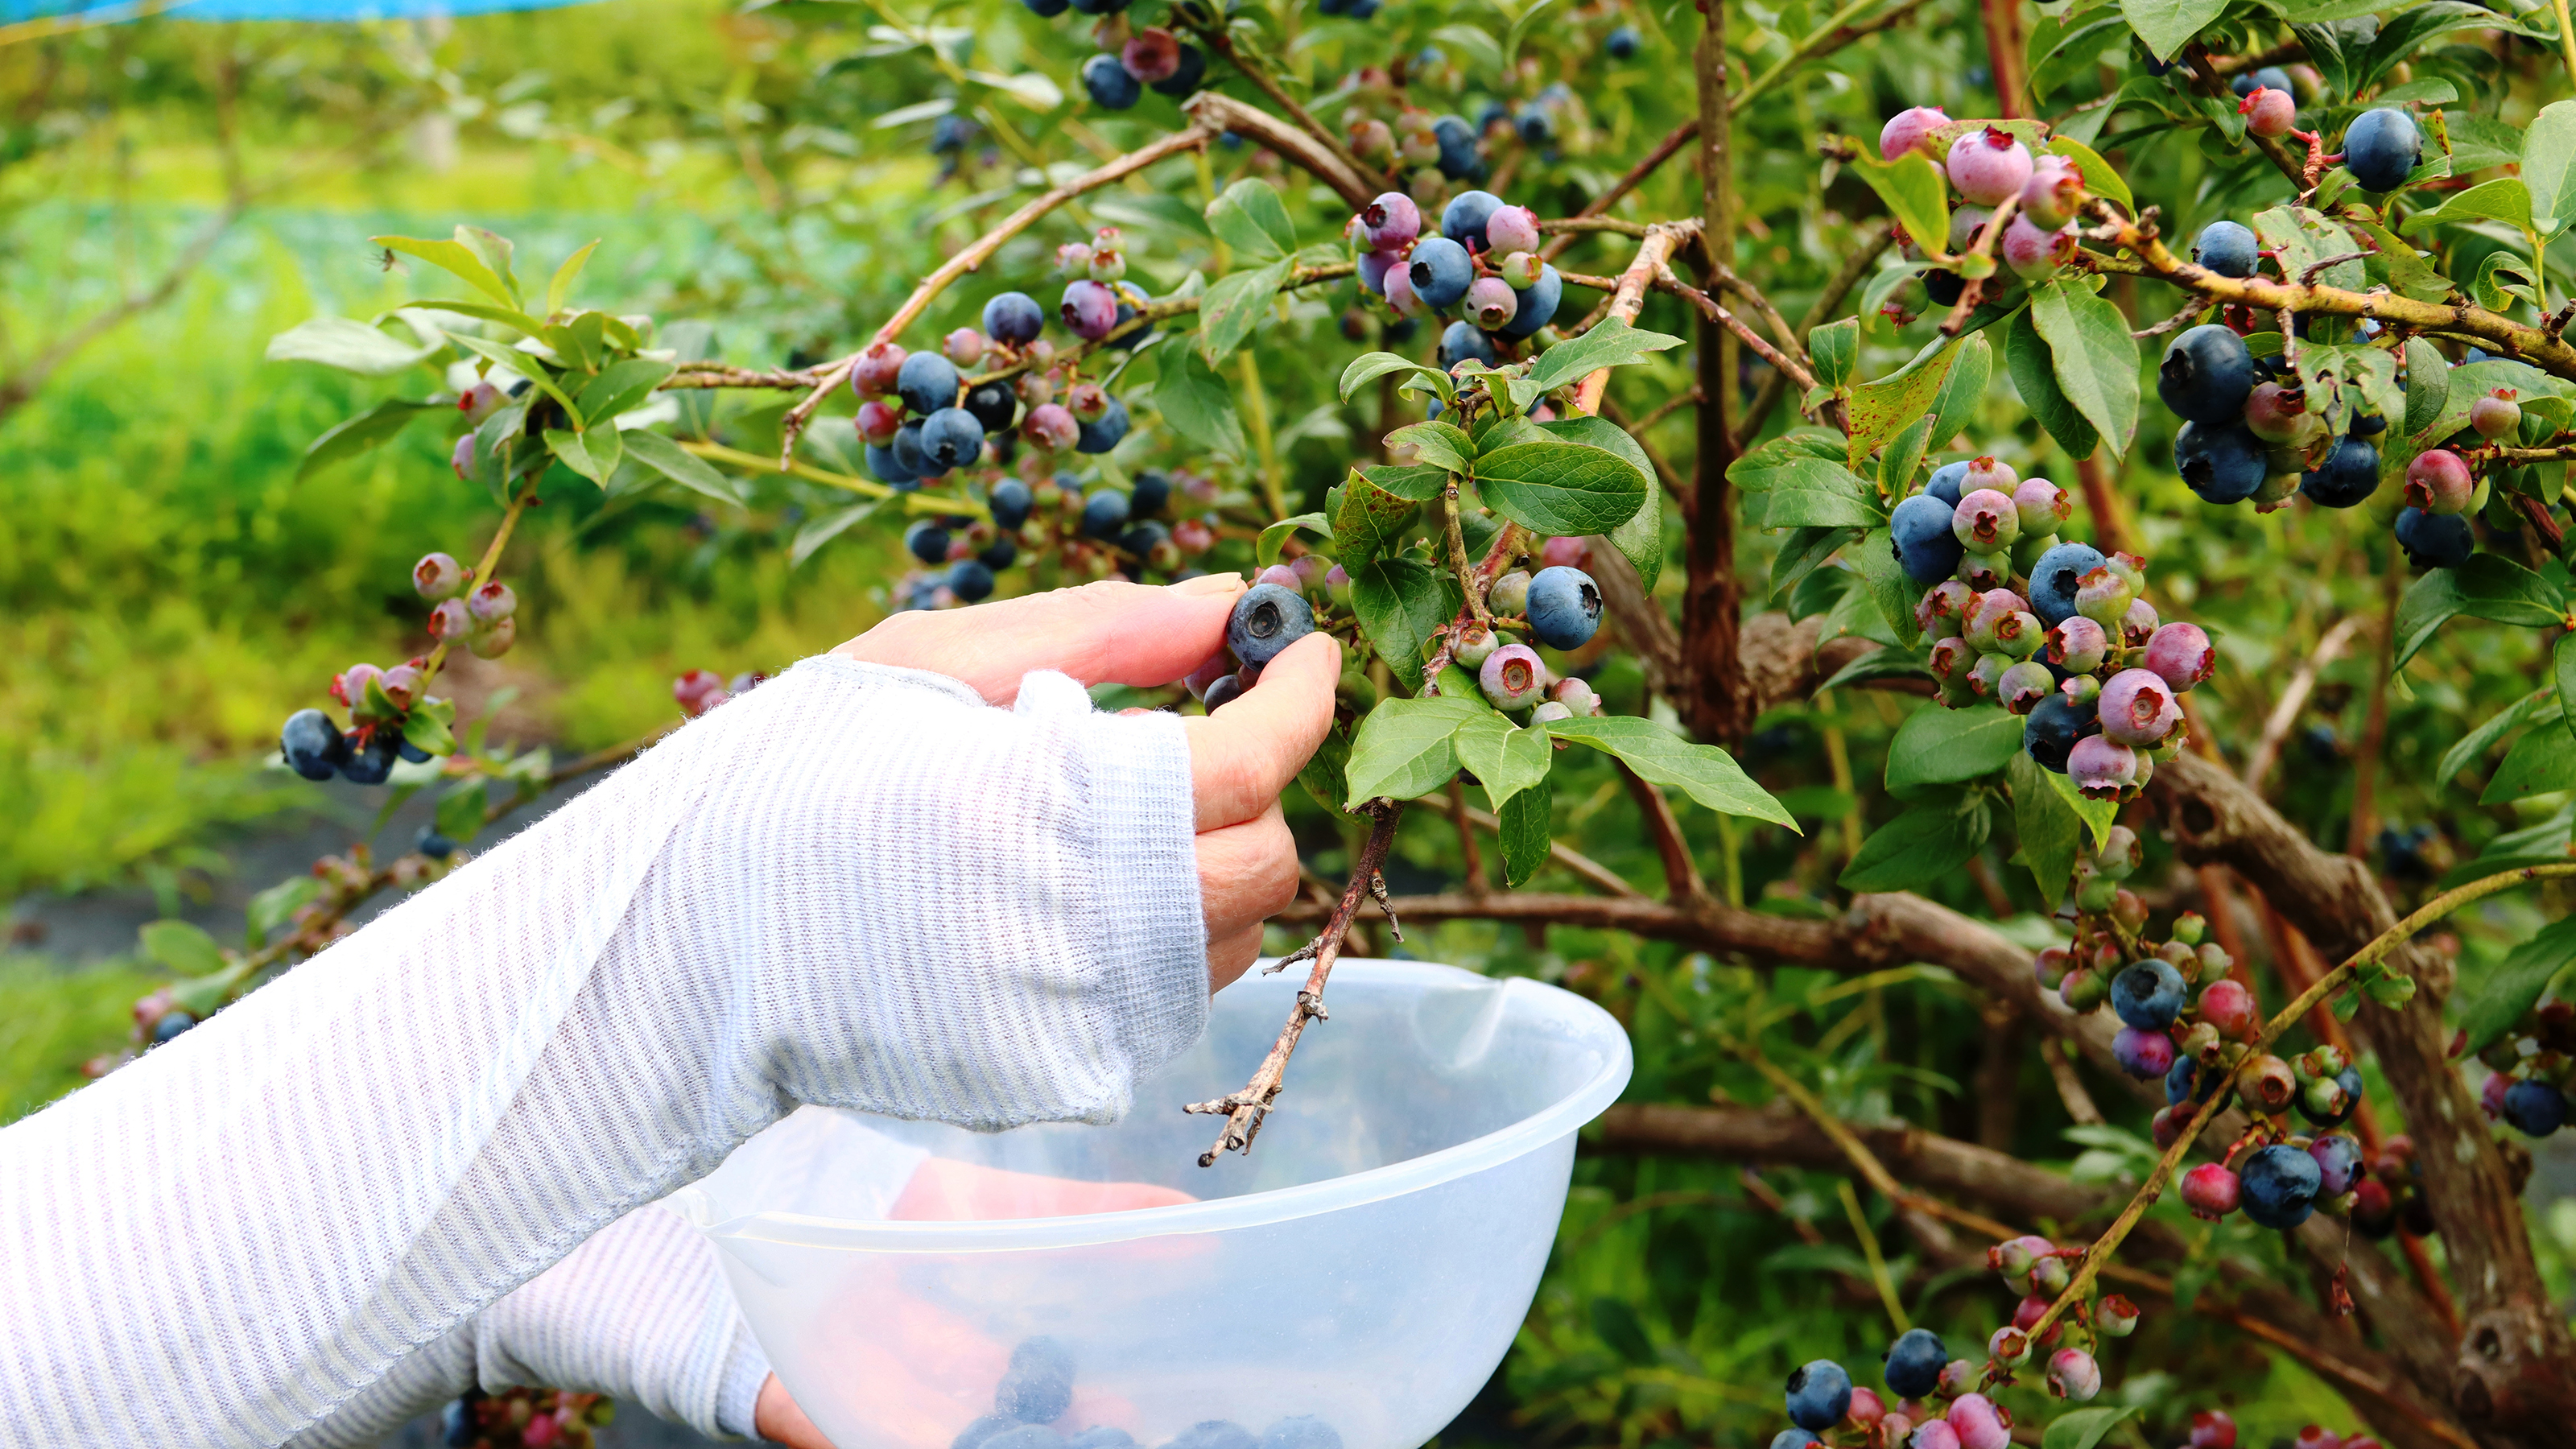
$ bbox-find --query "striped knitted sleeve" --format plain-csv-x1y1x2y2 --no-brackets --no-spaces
0,655,1209,1449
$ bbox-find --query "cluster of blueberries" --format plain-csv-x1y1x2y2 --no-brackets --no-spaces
2474,997,2574,1138
952,1339,1343,1449
1447,554,1608,718
275,551,511,789
437,1385,617,1447
1874,110,2094,304
1891,456,2214,798
894,465,1212,610
1347,188,1564,370
1764,1320,2120,1449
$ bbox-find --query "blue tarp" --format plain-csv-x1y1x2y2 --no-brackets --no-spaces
4,0,601,23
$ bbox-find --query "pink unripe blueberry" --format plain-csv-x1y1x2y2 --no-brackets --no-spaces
427,598,471,640
336,662,383,713
1848,1387,1887,1426
1121,27,1182,82
1066,382,1109,423
451,434,478,481
2199,977,2258,1038
378,663,423,712
1962,455,2018,493
852,341,907,398
1540,535,1589,569
1946,126,2035,207
1324,562,1350,601
468,614,517,658
2046,1348,2100,1402
1938,1358,1982,1397
2035,946,2072,989
457,379,505,423
2182,1161,2241,1218
1451,621,1498,667
2011,1294,2059,1344
858,399,905,446
2142,621,2215,691
1928,636,1974,684
2293,1427,2343,1449
1055,242,1096,276
2240,85,2297,138
1990,1233,2053,1292
1466,276,1520,330
1484,204,1542,255
1087,243,1125,283
2095,1294,2140,1337
2471,387,2522,440
1952,488,2021,550
1480,642,1548,709
1999,659,2057,714
1360,191,1421,251
2074,565,2135,628
2099,667,2181,745
1948,205,1991,251
1382,260,1429,318
1024,402,1079,450
2069,734,2138,799
2046,615,2109,673
2121,596,2160,648
1963,588,2028,649
1255,563,1302,591
2012,478,2070,534
1967,651,2011,698
2020,154,2086,229
1060,279,1121,340
414,552,469,601
2001,215,2071,279
1916,579,1975,634
1879,105,1950,162
1174,518,1216,555
1909,1421,1961,1449
943,328,988,367
1946,1393,2008,1449
2191,1411,2239,1449
467,580,517,625
2404,448,2475,514
1988,1326,2032,1365
2243,380,2314,442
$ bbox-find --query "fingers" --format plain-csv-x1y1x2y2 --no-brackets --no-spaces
753,1375,837,1449
1196,802,1300,991
1182,631,1343,831
836,575,1248,705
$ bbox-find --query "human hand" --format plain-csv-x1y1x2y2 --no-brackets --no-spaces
836,576,1341,992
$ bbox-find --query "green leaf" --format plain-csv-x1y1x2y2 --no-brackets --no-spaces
2001,306,2100,459
1525,318,1686,395
1591,1295,1657,1365
374,233,518,308
455,225,521,306
1426,23,1505,78
1846,527,1922,649
402,697,458,758
1475,412,1552,453
295,399,443,482
2404,337,2452,435
139,919,226,976
1839,797,1989,890
2458,916,2576,1056
1846,153,1951,262
1474,440,1651,535
1886,704,2025,790
1814,646,1933,695
2029,16,2132,105
2042,1406,2139,1449
1751,459,1885,529
1343,695,1484,805
1387,420,1477,473
266,316,446,376
1543,716,1796,828
436,783,491,845
2120,0,2225,60
546,426,621,485
2402,178,2534,236
1543,414,1663,592
2524,101,2576,229
547,239,600,316
1256,513,1331,567
2009,750,2085,910
1339,351,1451,402
790,501,880,566
1356,463,1450,502
1772,526,1856,607
576,358,677,427
1496,774,1554,887
2044,135,2132,216
1454,713,1557,814
1154,348,1249,457
1926,332,1992,450
622,431,748,507
1880,415,1935,493
1807,317,1860,394
1198,258,1291,365
1298,725,1362,823
1352,556,1463,679
1847,337,1959,464
2029,279,2139,461
1329,475,1420,564
1204,178,1298,262
2359,2,2516,95
2396,555,2569,668
406,298,547,338
2483,724,2576,806
1501,0,1566,67
2555,635,2576,749
448,332,581,422
2438,687,2558,786
244,876,320,950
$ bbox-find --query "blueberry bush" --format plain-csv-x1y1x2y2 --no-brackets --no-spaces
44,0,2576,1443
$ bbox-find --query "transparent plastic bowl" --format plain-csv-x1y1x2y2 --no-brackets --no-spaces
672,960,1632,1449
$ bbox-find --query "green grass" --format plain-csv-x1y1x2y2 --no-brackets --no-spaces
0,955,161,1125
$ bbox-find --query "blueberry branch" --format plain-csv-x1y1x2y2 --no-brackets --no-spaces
1651,264,1819,394
1168,34,1376,200
1186,799,1404,1166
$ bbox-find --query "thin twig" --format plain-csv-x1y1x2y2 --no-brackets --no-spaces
1177,40,1377,199
1432,795,1641,898
1618,764,1703,902
2038,1038,2104,1125
1655,264,1820,393
1576,224,1692,415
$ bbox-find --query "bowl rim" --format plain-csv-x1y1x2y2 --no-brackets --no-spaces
678,959,1633,1254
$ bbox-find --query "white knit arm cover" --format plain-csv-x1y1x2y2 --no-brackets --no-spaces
0,657,1210,1448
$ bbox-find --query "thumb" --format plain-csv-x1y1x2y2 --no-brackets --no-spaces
836,574,1247,705
1183,631,1343,831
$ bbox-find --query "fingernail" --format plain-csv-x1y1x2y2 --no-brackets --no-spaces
1171,572,1246,597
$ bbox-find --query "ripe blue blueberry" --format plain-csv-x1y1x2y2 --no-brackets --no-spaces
2174,420,2267,504
1075,395,1130,453
1258,1418,1341,1449
2238,1142,2322,1229
2165,1056,2198,1105
2027,541,2107,626
2158,324,2256,425
2024,692,2099,774
1082,53,1142,109
1515,105,1553,145
2231,65,2292,97
2396,506,2473,568
980,536,1018,571
988,477,1033,530
948,559,996,603
2192,221,2258,279
1439,320,1500,369
151,1009,196,1045
2112,1026,2176,1077
1526,566,1603,649
1767,1432,1818,1449
1202,672,1246,712
1925,460,1971,507
906,520,952,565
1230,582,1316,667
995,1336,1075,1424
2308,1133,2364,1195
1081,489,1131,539
1106,299,1153,351
1499,264,1563,338
341,729,399,786
1018,0,1069,14
1408,237,1475,309
1130,469,1170,518
1783,1359,1852,1432
1121,520,1170,559
2343,107,2422,192
1441,189,1503,251
963,379,1018,434
983,291,1046,345
2112,959,2187,1030
1153,42,1208,96
2504,1078,2567,1137
1891,494,1965,584
281,708,348,782
2300,436,2381,508
1169,1425,1257,1449
869,437,921,487
897,351,962,415
440,1396,479,1448
920,407,988,470
1432,114,1480,179
1606,24,1641,58
1883,1327,1946,1397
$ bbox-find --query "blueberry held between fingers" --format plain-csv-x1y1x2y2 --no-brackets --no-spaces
1228,582,1315,667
